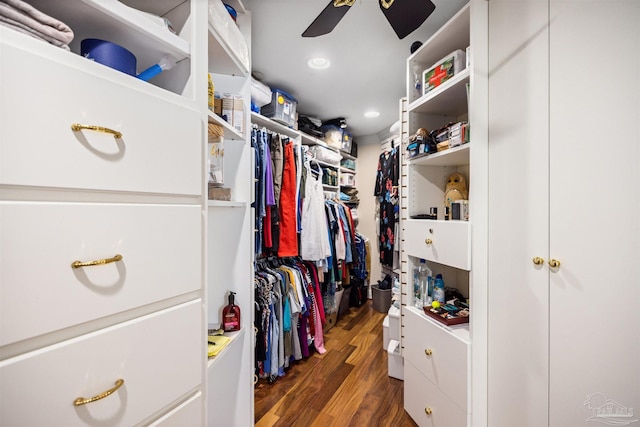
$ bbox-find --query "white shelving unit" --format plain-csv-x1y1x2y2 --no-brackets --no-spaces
206,1,254,425
401,3,473,426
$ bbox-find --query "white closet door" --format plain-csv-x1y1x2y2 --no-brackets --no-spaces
549,1,640,425
487,1,550,426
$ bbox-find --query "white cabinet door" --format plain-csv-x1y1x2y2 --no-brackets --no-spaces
487,1,550,426
548,1,640,424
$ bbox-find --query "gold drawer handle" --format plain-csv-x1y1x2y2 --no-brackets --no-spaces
71,123,123,139
254,374,259,385
532,257,544,266
71,254,123,269
425,349,433,356
425,238,433,245
425,407,433,415
73,379,124,406
548,259,561,268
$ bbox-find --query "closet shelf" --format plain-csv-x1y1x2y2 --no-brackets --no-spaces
208,112,244,141
300,133,340,153
405,306,470,343
408,68,470,116
408,144,470,167
341,152,356,161
207,328,244,370
251,112,299,139
340,167,355,174
207,200,247,208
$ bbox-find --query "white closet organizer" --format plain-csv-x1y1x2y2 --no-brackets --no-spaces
400,4,473,426
251,112,352,195
206,1,254,425
1,0,205,425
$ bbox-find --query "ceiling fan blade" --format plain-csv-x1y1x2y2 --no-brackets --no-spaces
380,0,436,39
302,1,352,37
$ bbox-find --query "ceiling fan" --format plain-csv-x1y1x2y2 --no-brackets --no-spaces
302,0,436,39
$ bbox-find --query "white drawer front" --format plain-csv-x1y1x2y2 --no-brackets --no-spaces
0,42,200,195
403,307,469,411
1,202,201,346
148,393,203,427
404,361,468,427
0,300,203,427
403,220,471,270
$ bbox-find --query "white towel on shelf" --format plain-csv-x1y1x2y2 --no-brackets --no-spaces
0,0,73,49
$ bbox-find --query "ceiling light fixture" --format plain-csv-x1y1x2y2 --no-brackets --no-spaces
307,57,330,69
364,111,380,118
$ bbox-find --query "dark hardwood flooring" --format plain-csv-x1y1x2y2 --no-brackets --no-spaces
254,300,417,427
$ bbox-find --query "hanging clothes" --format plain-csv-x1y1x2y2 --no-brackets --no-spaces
300,160,331,262
278,140,298,257
374,147,399,267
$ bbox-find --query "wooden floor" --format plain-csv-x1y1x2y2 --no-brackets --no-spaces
254,300,417,427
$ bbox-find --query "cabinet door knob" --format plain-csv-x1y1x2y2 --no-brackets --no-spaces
425,238,433,245
425,349,433,356
425,407,433,415
532,257,544,266
73,379,124,406
548,259,561,268
71,123,123,139
71,254,123,269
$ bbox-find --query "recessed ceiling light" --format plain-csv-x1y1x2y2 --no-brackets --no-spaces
364,111,380,118
307,57,330,69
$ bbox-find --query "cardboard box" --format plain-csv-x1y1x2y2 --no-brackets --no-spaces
222,96,233,125
208,186,231,201
324,311,337,333
233,97,244,134
214,98,222,117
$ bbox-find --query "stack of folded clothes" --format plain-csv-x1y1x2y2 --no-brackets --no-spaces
340,187,360,204
0,0,74,50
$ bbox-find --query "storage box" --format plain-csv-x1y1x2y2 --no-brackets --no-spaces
388,305,401,341
338,286,350,316
221,95,233,125
387,339,404,380
372,285,391,313
422,49,466,95
232,96,244,134
382,315,390,350
341,131,352,154
261,89,297,127
208,186,231,201
340,172,355,187
350,141,358,158
324,311,337,333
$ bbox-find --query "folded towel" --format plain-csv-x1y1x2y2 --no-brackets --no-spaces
0,0,73,49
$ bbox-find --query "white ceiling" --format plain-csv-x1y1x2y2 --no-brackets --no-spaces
243,0,468,139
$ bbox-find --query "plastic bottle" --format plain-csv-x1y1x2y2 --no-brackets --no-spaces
137,55,177,82
414,259,431,307
433,273,445,304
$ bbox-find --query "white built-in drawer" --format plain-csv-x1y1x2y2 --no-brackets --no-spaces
0,300,202,427
0,40,200,195
0,201,201,346
404,361,468,427
403,306,469,411
148,393,203,427
403,219,471,270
